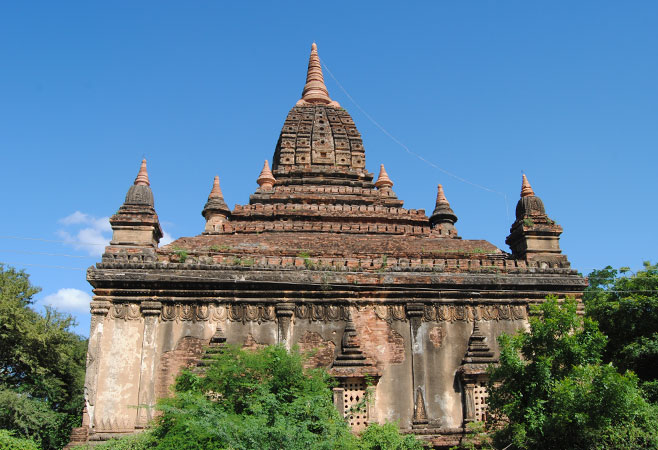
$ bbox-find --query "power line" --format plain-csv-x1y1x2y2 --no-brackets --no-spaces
320,58,511,223
0,261,87,271
0,249,95,259
0,236,107,246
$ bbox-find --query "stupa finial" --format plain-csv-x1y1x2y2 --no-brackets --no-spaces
134,159,150,186
521,174,535,198
436,184,449,206
257,160,276,190
375,164,394,190
209,175,223,199
296,43,340,107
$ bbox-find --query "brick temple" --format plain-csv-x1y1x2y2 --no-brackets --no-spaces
69,43,586,448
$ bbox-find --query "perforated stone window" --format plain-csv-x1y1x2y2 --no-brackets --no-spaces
334,377,369,432
473,381,489,422
344,378,367,431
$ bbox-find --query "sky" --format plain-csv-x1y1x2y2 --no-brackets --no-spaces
1,1,657,337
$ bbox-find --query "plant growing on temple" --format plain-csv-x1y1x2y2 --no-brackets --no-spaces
0,264,87,450
584,261,658,402
486,297,658,450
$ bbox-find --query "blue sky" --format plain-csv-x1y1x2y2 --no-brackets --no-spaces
1,1,657,336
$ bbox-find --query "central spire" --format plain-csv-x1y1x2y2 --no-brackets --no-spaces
296,43,340,107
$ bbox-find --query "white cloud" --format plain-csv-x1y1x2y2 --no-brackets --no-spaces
161,231,174,246
58,211,174,256
42,288,92,313
58,211,111,256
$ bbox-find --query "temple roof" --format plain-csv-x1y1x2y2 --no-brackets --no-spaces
155,46,566,267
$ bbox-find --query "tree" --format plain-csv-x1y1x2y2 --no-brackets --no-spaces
0,264,87,450
487,297,658,450
92,345,423,450
584,261,658,402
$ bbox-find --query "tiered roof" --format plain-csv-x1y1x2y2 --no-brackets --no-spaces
103,44,576,277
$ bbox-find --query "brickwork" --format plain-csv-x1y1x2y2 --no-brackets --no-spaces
155,337,204,399
352,308,405,366
429,326,446,349
242,334,265,350
297,331,336,368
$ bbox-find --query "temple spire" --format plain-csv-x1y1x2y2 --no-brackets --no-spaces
134,159,150,186
209,176,223,199
429,184,458,236
202,175,230,234
436,184,449,205
507,173,567,262
521,174,535,197
257,160,276,190
374,164,394,190
296,43,340,107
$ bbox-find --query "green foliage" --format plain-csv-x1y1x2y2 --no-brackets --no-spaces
584,261,658,402
522,218,534,227
100,345,421,450
450,422,492,450
0,264,87,450
357,423,424,449
93,432,155,450
153,345,357,450
487,297,658,450
0,429,40,450
172,247,188,263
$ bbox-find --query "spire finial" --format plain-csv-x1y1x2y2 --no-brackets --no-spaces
375,164,394,190
209,175,223,199
257,160,276,190
134,159,150,186
521,174,535,198
296,43,340,107
436,184,450,206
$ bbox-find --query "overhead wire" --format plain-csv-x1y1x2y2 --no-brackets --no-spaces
0,249,96,259
320,58,511,223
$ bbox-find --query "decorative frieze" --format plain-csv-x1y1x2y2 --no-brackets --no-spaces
295,304,349,322
161,303,226,322
228,304,276,323
110,303,141,321
103,301,527,323
373,303,527,322
374,304,407,322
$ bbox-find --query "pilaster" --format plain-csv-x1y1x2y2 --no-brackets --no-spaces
136,301,162,428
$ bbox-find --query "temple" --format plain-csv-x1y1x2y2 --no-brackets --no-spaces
69,44,586,448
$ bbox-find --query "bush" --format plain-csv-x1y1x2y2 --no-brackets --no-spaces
0,429,40,450
98,345,422,450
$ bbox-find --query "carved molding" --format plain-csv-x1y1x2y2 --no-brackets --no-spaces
228,304,276,323
295,304,349,322
373,304,407,322
90,300,111,316
374,303,527,322
110,303,141,320
160,303,226,322
104,301,527,323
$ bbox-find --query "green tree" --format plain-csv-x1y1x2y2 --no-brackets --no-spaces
93,345,423,450
0,264,88,450
584,261,658,402
487,297,658,450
